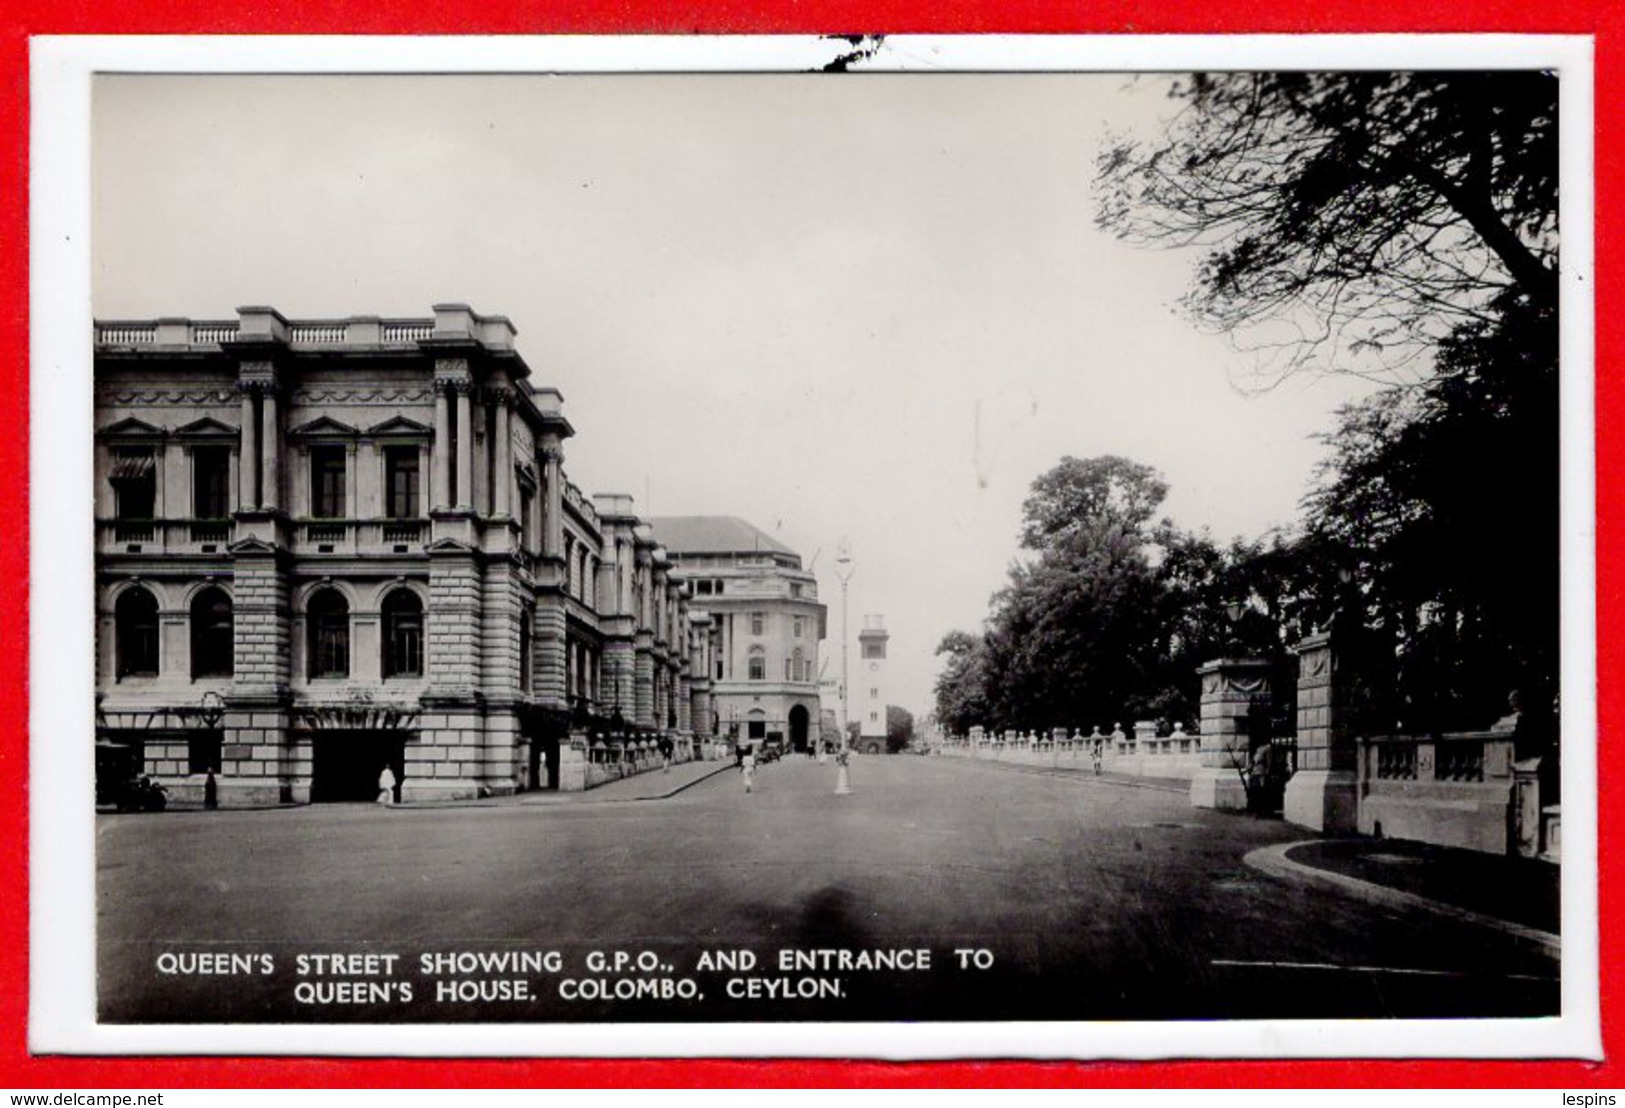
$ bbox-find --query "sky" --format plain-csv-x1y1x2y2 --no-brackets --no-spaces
92,72,1378,721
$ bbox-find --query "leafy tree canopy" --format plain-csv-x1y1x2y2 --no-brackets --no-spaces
885,705,916,753
1019,454,1169,551
1096,72,1558,386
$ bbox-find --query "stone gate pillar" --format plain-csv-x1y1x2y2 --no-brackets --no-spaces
1189,657,1271,812
1283,631,1358,832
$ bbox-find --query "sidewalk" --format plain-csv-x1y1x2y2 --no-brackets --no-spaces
516,757,733,805
1282,837,1560,933
944,755,1188,794
1245,836,1561,958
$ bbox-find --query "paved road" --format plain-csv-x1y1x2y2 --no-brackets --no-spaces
98,755,1558,1023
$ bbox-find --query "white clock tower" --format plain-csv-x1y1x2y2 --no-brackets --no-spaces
857,615,890,751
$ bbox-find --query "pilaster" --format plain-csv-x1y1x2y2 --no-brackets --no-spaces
1189,657,1271,812
1283,631,1359,833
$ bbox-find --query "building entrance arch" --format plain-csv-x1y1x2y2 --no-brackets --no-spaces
310,731,406,803
788,704,810,754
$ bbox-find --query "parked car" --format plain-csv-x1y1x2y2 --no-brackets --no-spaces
114,775,168,813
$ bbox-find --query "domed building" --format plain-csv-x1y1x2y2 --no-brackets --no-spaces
647,517,827,755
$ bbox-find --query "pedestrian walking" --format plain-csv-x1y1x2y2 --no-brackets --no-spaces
1092,737,1103,775
377,765,397,806
740,744,756,794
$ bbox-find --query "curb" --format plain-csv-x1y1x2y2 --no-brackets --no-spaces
596,761,735,802
943,757,1187,795
97,765,737,815
1243,840,1561,961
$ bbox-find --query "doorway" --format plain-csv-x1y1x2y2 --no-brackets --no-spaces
788,704,810,754
311,731,407,803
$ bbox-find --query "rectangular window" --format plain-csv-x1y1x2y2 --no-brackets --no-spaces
188,733,223,776
749,656,765,681
714,580,725,595
518,486,533,552
863,641,885,660
715,660,723,679
520,611,533,691
111,448,157,520
310,446,347,518
696,580,713,595
870,687,879,698
785,659,791,680
384,446,420,519
384,613,423,678
192,447,231,519
790,583,803,598
312,619,349,677
750,613,764,636
793,617,804,638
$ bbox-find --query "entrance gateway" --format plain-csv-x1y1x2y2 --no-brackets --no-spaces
309,730,407,803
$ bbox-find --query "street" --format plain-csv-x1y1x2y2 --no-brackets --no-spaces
97,755,1558,1023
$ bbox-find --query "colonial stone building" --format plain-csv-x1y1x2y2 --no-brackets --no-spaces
94,304,712,805
647,517,826,754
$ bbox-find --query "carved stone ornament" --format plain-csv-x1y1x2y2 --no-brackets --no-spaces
295,703,420,731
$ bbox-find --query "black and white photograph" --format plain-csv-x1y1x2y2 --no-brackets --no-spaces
31,35,1596,1057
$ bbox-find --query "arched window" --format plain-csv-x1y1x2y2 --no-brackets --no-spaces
748,645,765,682
307,588,350,678
190,587,234,678
381,589,423,678
115,586,160,678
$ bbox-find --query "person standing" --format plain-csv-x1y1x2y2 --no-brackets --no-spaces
740,743,756,794
377,764,397,806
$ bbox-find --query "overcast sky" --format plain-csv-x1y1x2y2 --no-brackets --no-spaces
93,73,1377,721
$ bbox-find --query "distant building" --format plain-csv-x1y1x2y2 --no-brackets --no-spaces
93,304,711,806
647,517,826,754
856,614,890,753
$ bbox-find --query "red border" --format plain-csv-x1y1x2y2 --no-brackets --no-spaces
3,3,1618,1090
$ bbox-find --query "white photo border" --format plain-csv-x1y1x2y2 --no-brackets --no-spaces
30,32,1600,1060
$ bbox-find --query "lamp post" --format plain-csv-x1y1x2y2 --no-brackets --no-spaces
199,690,224,811
834,541,855,796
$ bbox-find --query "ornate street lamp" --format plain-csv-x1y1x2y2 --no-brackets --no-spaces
199,689,224,811
833,540,855,796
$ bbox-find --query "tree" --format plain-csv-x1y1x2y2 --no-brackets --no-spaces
933,455,1186,733
1019,455,1169,551
1305,289,1558,730
885,705,916,753
1096,72,1558,386
933,630,991,735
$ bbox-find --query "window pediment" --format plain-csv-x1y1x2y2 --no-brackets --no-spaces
366,415,432,438
288,415,360,438
98,417,165,440
175,416,239,439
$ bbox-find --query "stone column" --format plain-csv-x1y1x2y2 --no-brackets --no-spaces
1283,631,1358,833
492,392,512,518
1189,657,1271,812
603,636,636,718
634,640,655,729
431,382,452,511
541,445,564,559
533,605,568,710
239,387,259,509
454,384,474,511
260,387,280,512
